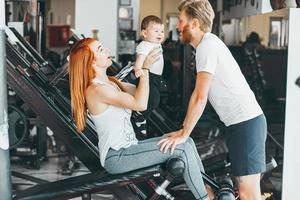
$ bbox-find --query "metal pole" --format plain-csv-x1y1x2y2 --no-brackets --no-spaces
0,0,12,199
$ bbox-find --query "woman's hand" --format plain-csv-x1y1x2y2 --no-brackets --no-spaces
143,48,162,70
157,129,188,154
134,68,144,78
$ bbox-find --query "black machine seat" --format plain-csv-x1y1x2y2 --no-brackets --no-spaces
13,164,163,200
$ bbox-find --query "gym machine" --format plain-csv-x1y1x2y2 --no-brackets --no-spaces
5,27,274,200
296,76,300,88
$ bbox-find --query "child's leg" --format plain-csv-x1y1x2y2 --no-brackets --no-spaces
141,74,161,118
131,74,161,137
131,111,147,138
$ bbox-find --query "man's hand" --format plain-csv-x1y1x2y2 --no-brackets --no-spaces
157,130,188,154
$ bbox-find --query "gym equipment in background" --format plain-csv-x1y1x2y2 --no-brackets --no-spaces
296,76,300,88
5,27,275,200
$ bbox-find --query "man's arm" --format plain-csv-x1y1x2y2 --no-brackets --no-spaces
181,71,213,137
158,71,213,153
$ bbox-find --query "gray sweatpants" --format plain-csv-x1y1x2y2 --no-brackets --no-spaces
104,136,208,200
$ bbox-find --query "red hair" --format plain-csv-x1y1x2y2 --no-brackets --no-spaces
69,38,96,132
69,38,125,132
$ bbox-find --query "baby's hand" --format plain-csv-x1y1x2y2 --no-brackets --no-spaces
134,68,144,78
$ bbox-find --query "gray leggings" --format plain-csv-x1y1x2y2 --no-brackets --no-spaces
104,136,208,200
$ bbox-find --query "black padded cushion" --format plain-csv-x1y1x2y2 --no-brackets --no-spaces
13,165,162,200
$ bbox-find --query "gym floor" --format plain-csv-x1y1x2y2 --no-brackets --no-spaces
11,151,116,200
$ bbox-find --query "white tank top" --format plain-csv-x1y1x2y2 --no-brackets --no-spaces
90,78,138,167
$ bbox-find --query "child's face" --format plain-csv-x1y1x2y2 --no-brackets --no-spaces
142,22,164,44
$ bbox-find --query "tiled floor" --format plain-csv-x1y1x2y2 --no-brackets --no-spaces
11,152,117,200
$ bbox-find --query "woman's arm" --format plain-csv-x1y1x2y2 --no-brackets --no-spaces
92,49,161,111
121,82,136,95
134,54,147,71
93,72,149,111
134,54,147,77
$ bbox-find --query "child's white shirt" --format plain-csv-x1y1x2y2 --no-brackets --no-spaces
136,41,164,75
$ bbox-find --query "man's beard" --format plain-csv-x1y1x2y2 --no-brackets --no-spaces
179,24,192,44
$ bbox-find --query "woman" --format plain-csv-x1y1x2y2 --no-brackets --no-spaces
69,38,211,200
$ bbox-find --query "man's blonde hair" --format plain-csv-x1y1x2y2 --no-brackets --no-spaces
178,0,215,32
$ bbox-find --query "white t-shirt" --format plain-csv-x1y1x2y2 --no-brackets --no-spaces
196,33,263,126
136,41,164,75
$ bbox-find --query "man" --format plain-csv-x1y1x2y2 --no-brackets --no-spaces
158,0,267,199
